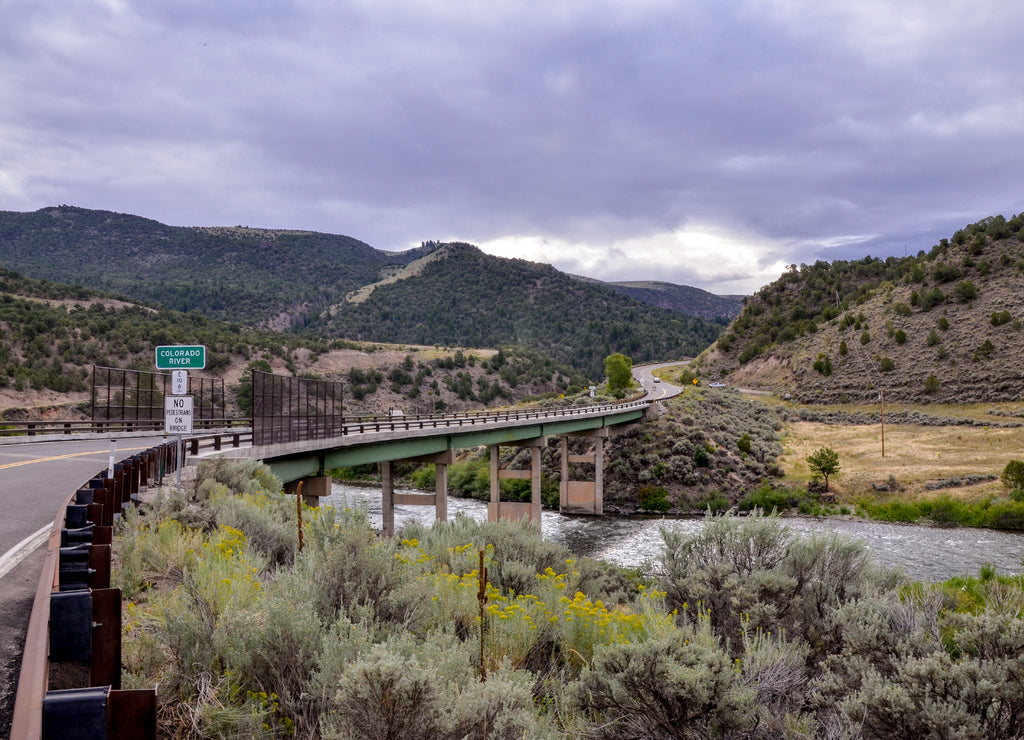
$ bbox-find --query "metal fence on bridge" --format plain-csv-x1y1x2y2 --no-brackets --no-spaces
251,369,344,446
91,365,226,424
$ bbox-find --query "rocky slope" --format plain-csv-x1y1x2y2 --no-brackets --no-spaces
694,214,1024,403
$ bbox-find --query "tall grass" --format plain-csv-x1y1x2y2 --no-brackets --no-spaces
857,493,1024,530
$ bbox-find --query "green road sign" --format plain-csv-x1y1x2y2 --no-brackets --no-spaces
155,345,206,370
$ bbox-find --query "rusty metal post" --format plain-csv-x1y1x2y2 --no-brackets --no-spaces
477,548,488,682
295,480,304,552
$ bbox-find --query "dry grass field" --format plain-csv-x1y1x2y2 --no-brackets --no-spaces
772,401,1024,501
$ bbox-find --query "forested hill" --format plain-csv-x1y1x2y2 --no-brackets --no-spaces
0,268,594,418
695,214,1024,403
314,243,725,376
0,206,402,328
0,207,727,376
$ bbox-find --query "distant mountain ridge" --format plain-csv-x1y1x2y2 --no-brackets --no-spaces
573,276,743,321
0,207,726,375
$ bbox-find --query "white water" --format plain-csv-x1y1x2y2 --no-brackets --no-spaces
327,482,1024,582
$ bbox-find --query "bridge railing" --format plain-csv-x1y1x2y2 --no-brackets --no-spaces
0,418,250,437
338,399,650,435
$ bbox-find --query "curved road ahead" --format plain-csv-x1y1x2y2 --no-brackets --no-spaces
634,361,684,402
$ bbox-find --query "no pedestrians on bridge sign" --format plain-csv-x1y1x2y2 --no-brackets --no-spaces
164,395,194,435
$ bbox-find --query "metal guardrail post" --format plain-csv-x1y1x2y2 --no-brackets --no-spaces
11,443,176,739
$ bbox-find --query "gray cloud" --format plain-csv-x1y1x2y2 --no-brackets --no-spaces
2,0,1023,294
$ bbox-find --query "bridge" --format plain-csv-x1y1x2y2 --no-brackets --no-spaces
219,396,654,535
4,365,676,738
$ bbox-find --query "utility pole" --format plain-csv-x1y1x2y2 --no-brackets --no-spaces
880,389,885,458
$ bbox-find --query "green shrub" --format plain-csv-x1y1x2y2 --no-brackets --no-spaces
918,494,969,526
738,483,796,512
694,490,730,513
568,629,756,739
921,287,946,311
972,339,995,361
953,279,978,303
1000,460,1024,490
115,458,1024,739
982,500,1024,530
638,484,671,512
991,310,1012,326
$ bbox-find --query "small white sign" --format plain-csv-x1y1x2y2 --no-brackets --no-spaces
171,369,188,396
164,395,194,435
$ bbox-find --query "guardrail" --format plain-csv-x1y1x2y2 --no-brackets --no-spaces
10,442,182,739
2,395,653,441
341,399,650,435
0,418,250,437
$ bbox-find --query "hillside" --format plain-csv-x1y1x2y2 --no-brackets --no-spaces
0,209,725,374
313,242,725,376
694,214,1024,403
0,206,402,328
575,277,743,321
0,269,588,420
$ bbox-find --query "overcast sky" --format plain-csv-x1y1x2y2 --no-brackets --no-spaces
3,1,1023,295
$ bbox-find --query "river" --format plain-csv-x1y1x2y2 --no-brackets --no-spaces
327,482,1024,583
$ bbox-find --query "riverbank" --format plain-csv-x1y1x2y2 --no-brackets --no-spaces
331,460,1024,533
328,480,1024,583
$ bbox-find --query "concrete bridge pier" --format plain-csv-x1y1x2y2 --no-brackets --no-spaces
380,451,453,536
283,475,332,507
488,438,545,526
559,429,607,515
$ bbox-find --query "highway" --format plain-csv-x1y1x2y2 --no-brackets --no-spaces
634,361,684,401
0,436,166,558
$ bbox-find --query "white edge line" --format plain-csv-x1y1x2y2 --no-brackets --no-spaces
0,524,51,580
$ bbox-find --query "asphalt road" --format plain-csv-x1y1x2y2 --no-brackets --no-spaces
633,361,684,401
0,434,167,736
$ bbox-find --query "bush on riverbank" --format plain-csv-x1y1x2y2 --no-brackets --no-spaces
115,459,1024,738
856,492,1024,530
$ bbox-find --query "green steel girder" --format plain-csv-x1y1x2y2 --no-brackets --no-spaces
264,407,647,484
322,436,451,468
267,456,322,483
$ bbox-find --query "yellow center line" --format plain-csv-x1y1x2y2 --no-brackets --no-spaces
0,445,153,471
